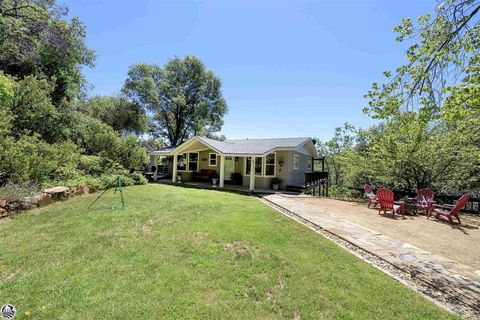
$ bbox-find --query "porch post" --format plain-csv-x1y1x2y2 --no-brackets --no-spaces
249,156,255,192
172,154,177,182
153,155,158,181
219,154,225,188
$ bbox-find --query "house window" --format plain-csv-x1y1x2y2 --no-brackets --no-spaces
177,153,187,171
188,152,198,171
293,154,299,170
307,158,312,170
265,153,275,176
209,153,217,166
246,157,262,175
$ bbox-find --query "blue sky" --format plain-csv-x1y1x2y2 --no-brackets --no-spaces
64,0,434,141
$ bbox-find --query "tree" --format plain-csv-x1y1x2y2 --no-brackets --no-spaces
123,56,228,146
364,0,480,120
77,95,148,135
0,0,95,104
317,123,356,186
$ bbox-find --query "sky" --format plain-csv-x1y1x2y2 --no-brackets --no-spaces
63,0,435,141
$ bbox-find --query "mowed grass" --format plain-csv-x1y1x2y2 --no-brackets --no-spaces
0,184,457,319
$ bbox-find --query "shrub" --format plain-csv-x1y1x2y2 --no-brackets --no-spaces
129,172,147,185
0,182,39,202
0,134,80,184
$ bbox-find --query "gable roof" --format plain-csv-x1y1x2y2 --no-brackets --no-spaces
149,146,176,155
167,136,318,157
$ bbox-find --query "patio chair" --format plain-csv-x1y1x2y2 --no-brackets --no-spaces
376,188,405,219
364,184,378,208
428,195,469,224
415,188,435,216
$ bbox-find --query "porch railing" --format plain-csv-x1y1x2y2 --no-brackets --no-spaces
305,171,329,197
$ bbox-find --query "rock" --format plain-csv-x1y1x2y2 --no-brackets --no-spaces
43,186,70,201
74,186,90,195
0,199,7,207
32,192,53,207
20,197,36,210
7,203,19,212
0,207,7,217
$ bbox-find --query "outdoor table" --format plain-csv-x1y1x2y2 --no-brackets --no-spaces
403,197,418,215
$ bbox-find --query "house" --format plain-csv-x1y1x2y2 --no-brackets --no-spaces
148,136,325,192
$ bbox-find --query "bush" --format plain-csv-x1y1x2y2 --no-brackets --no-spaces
0,134,81,184
0,182,39,202
129,172,147,185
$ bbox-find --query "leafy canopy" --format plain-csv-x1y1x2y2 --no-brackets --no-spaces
364,0,480,121
123,56,228,146
0,0,95,104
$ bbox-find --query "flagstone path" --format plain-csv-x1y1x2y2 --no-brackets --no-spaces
261,194,480,318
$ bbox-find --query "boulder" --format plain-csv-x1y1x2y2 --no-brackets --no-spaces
20,197,37,210
74,186,90,195
32,192,53,207
43,186,70,201
7,203,19,212
0,206,7,217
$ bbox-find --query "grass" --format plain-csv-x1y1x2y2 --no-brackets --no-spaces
0,184,458,319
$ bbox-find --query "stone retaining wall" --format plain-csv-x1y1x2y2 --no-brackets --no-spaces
0,186,90,218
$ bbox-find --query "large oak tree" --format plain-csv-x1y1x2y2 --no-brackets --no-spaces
123,56,228,146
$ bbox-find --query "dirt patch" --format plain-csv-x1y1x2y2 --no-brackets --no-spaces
193,232,209,245
0,271,20,281
266,276,287,302
224,241,259,259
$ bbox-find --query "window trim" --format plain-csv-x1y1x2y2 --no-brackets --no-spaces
209,153,217,166
264,153,276,177
177,153,188,172
244,157,263,176
293,154,300,170
188,152,199,172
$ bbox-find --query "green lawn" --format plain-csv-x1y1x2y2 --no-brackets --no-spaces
0,184,457,319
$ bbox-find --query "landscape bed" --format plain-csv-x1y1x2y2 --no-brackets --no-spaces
0,184,458,319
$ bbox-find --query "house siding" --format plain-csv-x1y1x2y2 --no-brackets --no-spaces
287,151,310,187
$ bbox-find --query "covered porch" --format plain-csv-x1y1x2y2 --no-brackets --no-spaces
169,138,278,192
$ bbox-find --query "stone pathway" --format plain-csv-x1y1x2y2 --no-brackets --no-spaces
261,194,480,318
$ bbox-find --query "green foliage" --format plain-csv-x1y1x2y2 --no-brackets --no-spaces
0,0,95,103
0,182,39,202
336,0,480,197
123,56,228,146
364,0,480,120
0,1,148,192
0,134,80,184
323,114,480,195
53,172,147,193
77,95,148,134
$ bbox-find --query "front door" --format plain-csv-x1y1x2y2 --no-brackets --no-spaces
224,156,234,181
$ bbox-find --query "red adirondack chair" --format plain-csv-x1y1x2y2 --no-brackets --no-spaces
364,184,378,208
428,195,469,224
415,188,435,215
376,188,405,219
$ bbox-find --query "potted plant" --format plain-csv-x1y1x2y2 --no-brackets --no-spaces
212,172,219,187
271,177,283,191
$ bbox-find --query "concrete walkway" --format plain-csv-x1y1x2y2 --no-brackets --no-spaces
262,194,480,314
